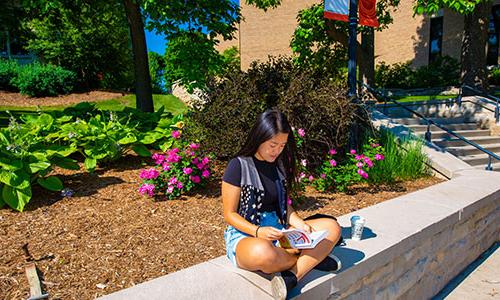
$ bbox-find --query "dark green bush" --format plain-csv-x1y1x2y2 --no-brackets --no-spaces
12,63,76,97
489,66,500,86
375,56,459,89
186,56,357,165
0,59,19,91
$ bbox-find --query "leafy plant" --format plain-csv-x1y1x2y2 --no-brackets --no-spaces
0,59,19,91
12,63,76,97
0,113,78,211
138,130,213,200
313,140,385,192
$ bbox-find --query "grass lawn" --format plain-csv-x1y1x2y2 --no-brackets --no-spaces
0,94,186,114
392,94,457,102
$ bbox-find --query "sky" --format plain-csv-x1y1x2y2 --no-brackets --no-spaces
145,0,240,55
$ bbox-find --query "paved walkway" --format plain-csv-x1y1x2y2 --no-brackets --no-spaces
433,243,499,300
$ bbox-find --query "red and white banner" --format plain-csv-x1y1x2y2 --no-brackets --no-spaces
324,0,379,28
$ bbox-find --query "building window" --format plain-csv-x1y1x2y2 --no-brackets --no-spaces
429,16,443,64
487,5,500,66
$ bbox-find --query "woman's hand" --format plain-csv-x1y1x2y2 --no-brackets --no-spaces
290,220,312,233
257,226,284,241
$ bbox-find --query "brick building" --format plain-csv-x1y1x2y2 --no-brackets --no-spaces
217,0,500,69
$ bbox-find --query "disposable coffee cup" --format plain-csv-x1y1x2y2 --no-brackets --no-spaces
350,216,365,241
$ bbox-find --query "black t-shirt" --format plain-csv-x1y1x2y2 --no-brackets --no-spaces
223,156,279,212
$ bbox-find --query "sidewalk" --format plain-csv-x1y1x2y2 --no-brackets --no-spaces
433,243,499,299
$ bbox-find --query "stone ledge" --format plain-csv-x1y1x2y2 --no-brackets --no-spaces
99,169,500,300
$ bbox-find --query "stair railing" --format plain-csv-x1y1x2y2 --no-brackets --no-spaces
461,84,500,123
364,83,500,171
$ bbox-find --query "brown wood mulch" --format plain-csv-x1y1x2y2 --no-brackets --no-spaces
0,155,444,300
0,91,128,107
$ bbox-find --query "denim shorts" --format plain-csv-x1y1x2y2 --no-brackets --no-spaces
224,211,284,267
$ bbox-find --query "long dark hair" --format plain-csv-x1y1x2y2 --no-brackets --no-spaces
237,109,298,194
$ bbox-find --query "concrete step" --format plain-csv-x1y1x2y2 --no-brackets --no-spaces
433,136,500,148
474,161,500,171
446,143,500,156
460,152,500,166
407,123,479,132
416,129,490,139
391,117,469,126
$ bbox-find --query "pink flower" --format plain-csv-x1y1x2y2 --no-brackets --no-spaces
356,162,364,168
169,177,178,185
301,159,307,167
202,169,210,178
350,149,357,155
192,158,199,165
152,153,165,165
171,148,180,153
371,143,380,148
308,175,314,181
162,162,170,171
196,163,204,170
297,128,305,137
329,159,337,167
166,153,182,163
138,183,155,197
375,154,385,161
177,182,183,189
139,168,159,180
171,130,181,139
321,173,326,179
183,167,193,175
364,157,374,168
299,172,306,179
287,197,292,205
357,169,369,179
190,143,200,150
166,186,174,194
328,149,337,155
190,175,201,183
202,157,210,165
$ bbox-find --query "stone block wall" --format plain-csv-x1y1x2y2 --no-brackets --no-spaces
329,198,498,299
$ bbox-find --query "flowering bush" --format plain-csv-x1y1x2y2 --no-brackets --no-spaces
138,130,212,200
313,139,385,192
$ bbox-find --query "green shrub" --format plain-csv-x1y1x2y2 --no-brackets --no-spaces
489,66,500,86
367,130,430,184
12,63,76,97
375,56,459,89
186,57,357,163
0,59,19,91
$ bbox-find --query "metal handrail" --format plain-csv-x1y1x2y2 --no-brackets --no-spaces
363,83,500,171
461,84,500,123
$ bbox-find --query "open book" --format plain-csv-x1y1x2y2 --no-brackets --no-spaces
278,228,329,249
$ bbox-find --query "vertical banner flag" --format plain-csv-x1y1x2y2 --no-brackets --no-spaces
324,0,379,27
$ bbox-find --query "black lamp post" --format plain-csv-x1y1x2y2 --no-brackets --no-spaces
347,0,358,99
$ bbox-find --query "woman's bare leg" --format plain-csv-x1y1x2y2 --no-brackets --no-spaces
235,238,298,274
290,218,342,280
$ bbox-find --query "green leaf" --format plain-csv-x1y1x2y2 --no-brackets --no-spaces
28,161,51,173
84,157,97,172
131,144,151,157
0,185,5,208
139,133,157,145
0,156,23,171
118,133,137,144
37,176,63,191
0,132,8,144
2,185,32,212
52,156,80,170
160,140,174,152
0,170,30,189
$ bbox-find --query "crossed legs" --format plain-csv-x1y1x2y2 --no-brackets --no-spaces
235,218,341,280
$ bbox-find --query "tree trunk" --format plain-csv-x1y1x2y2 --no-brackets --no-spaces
461,1,490,91
123,0,154,112
359,28,375,86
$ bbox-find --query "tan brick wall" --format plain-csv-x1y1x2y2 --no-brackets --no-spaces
219,0,499,70
374,0,430,67
238,0,317,69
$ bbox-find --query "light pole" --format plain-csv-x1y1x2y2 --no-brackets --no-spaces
347,0,358,100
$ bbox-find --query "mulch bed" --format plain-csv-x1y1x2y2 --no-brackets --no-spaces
0,155,444,299
0,90,128,107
